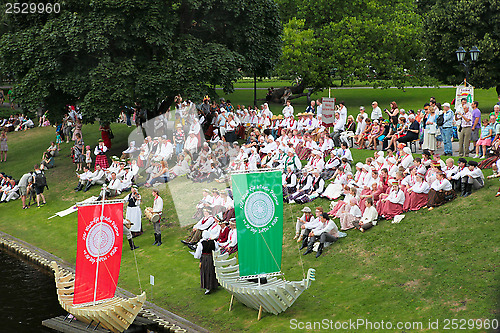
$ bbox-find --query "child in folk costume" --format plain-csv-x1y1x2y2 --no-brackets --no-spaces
85,145,92,169
329,186,357,217
406,172,429,211
219,219,238,255
339,198,362,230
377,179,405,220
359,181,378,213
354,197,378,232
194,230,219,295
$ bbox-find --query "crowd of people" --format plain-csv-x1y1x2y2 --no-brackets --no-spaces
1,91,499,289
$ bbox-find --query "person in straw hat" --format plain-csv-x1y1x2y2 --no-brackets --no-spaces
294,206,313,240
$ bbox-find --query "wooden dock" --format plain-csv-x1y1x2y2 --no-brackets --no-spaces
42,315,162,333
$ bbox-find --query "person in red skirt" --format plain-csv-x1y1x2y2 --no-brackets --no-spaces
406,172,429,211
99,123,112,148
377,179,405,220
94,139,109,170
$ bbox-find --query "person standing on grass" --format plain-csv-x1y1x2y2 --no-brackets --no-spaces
470,101,481,154
33,164,47,208
0,131,7,162
194,230,219,295
371,101,382,121
151,189,163,246
456,103,472,157
441,103,455,156
18,172,33,209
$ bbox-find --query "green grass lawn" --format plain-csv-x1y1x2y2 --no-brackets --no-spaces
220,85,499,121
0,88,499,332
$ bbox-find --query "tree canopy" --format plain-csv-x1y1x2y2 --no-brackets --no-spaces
275,0,428,95
419,0,500,93
0,0,282,122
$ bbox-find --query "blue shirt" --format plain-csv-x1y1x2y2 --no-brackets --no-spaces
480,124,493,139
442,109,454,128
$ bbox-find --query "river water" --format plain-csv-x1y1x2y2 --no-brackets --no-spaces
0,248,64,332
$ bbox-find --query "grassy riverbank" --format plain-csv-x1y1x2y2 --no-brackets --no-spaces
0,87,498,332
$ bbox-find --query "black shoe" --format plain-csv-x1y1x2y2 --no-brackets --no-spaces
156,234,162,246
83,183,92,192
463,183,472,197
128,239,139,250
303,249,313,255
460,182,467,197
188,244,197,251
299,244,307,251
315,244,324,258
74,184,81,191
152,233,158,245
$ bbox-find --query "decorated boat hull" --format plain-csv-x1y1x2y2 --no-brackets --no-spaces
50,261,146,333
213,250,315,315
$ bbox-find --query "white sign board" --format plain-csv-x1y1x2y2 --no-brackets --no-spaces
455,85,474,109
150,275,155,286
322,97,336,126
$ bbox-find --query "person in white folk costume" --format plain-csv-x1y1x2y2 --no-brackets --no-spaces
303,212,340,258
125,186,142,237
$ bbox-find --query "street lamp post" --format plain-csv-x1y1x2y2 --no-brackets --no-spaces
456,46,480,84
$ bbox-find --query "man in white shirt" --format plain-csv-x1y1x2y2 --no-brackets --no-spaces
303,212,339,258
184,132,198,155
316,99,323,117
83,164,106,192
298,207,324,246
461,160,484,197
282,100,294,118
371,101,382,120
100,172,122,199
151,189,164,246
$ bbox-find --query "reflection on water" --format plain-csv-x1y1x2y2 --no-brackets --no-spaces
0,248,64,332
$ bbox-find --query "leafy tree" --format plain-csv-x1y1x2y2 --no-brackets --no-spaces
0,0,281,122
274,0,428,102
419,0,500,94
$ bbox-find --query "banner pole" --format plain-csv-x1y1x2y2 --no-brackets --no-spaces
93,187,106,304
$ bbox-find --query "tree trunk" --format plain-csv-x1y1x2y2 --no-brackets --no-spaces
267,80,307,104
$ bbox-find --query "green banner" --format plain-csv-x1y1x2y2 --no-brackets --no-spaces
231,170,283,277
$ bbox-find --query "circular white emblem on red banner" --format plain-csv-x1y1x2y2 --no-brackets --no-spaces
244,191,275,228
86,222,116,257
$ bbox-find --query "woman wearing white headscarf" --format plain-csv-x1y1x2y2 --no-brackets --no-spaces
194,230,219,295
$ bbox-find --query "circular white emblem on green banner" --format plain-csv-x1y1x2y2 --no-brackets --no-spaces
244,191,275,228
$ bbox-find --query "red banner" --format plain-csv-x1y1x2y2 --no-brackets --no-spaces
74,203,123,305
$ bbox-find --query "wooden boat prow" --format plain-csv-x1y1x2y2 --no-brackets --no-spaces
50,261,146,333
213,250,316,315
